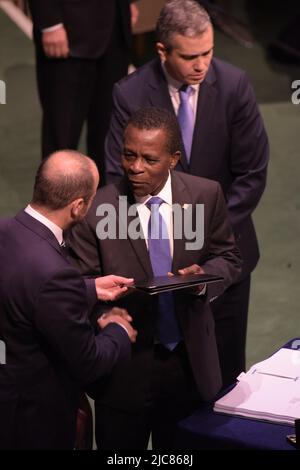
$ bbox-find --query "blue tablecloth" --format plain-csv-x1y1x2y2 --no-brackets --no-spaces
176,339,299,450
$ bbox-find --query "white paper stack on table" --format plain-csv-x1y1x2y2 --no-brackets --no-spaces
214,347,300,425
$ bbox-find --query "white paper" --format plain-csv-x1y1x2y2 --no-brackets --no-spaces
214,347,300,424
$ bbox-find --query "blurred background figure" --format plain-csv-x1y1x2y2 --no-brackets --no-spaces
27,0,139,185
268,13,300,63
198,0,254,48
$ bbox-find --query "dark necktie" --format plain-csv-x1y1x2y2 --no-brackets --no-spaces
147,196,181,350
60,240,69,258
177,84,194,163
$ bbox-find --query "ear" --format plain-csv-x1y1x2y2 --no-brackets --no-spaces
70,198,85,218
170,151,181,170
156,42,167,62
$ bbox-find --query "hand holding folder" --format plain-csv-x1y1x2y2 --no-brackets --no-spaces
131,273,223,295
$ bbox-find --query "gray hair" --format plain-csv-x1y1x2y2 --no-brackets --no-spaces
156,0,211,49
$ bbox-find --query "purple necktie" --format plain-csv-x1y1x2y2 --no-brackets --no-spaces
177,84,194,163
147,197,181,350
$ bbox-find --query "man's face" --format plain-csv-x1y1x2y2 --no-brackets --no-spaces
122,125,180,197
157,26,214,85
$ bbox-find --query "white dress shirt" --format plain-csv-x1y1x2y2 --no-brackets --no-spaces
135,174,206,295
25,204,64,245
161,62,200,126
42,23,64,33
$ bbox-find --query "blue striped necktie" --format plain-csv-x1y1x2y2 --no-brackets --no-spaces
147,196,181,350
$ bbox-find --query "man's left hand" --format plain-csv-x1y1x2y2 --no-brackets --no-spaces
178,264,206,294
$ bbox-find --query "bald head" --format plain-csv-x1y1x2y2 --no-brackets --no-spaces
32,150,99,210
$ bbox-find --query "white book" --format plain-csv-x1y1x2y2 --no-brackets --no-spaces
214,347,300,424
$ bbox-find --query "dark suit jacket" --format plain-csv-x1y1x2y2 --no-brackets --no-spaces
0,211,130,449
28,0,132,58
105,58,269,277
68,171,242,411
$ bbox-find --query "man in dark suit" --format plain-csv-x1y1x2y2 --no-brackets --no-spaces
69,107,241,449
105,0,269,387
0,150,137,450
27,0,138,181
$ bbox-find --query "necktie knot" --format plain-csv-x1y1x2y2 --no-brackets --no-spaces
179,84,194,98
146,196,164,209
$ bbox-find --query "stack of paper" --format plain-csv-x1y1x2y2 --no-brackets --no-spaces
214,348,300,424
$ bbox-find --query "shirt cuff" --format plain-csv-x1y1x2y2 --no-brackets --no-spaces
197,284,207,296
42,23,64,33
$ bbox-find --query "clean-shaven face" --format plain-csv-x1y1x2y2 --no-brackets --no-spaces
158,25,214,85
122,125,179,197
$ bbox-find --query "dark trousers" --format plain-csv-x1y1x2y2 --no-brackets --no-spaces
212,275,251,387
35,24,129,183
94,343,201,450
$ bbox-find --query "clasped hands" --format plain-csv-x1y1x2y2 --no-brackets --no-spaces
95,275,137,343
42,2,139,59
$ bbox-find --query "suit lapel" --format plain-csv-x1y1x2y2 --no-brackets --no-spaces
190,63,218,169
115,181,153,279
170,173,191,273
15,210,62,256
147,60,174,111
117,174,192,278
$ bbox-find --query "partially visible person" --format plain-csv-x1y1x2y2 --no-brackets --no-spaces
27,0,139,183
69,107,242,449
104,0,269,387
0,150,136,450
268,12,300,63
197,0,254,47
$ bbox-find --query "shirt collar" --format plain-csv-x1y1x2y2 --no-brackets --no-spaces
24,205,64,245
161,61,199,95
134,172,172,207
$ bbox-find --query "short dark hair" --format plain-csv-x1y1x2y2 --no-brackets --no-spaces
125,106,182,154
156,0,211,50
32,150,95,210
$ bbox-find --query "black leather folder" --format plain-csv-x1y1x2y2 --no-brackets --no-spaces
132,273,223,295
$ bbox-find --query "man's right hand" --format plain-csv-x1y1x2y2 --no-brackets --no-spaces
95,275,134,302
97,307,137,343
42,26,69,58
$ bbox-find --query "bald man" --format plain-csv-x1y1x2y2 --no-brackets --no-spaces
0,150,136,449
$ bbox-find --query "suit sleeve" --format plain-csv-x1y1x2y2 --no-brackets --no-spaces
227,71,269,228
105,82,133,184
201,183,242,295
27,0,64,30
34,266,130,384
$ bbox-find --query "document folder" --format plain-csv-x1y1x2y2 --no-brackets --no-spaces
132,273,223,295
